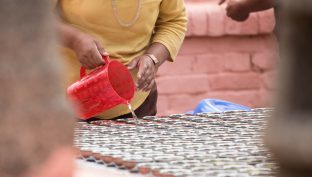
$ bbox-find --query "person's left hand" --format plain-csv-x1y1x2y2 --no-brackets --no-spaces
127,55,157,92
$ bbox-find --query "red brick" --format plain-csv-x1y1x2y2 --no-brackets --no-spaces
259,89,274,107
159,90,272,114
180,38,210,55
157,55,196,76
206,5,225,37
185,2,275,37
240,13,259,35
158,109,178,116
258,9,276,34
205,90,267,108
209,73,261,91
185,2,212,36
156,75,209,94
192,4,209,36
193,54,225,73
225,13,259,35
167,95,202,113
251,52,278,71
225,16,242,35
157,90,274,115
223,53,251,72
180,35,276,55
185,7,193,37
155,2,278,115
157,95,169,115
261,71,277,90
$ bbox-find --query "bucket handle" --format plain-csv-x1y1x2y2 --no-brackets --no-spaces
80,55,110,78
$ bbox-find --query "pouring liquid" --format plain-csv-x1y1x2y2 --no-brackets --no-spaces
127,102,139,124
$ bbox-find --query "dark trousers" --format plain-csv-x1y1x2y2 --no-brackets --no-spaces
117,83,158,118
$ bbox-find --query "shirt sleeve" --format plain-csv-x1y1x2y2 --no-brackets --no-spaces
152,0,187,62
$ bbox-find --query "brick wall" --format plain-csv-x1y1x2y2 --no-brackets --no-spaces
156,0,278,115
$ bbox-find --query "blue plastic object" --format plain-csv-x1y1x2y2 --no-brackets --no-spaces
191,99,251,115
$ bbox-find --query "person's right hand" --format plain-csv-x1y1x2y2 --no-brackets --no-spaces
219,0,226,5
71,32,108,69
219,0,250,22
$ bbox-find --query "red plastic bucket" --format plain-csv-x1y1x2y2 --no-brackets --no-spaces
67,56,135,119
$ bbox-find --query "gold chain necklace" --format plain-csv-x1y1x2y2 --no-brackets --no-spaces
111,0,142,27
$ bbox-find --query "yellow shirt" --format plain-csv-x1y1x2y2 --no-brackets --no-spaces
59,0,187,119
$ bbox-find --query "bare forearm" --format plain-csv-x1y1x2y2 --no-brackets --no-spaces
57,22,81,49
222,0,276,21
56,21,106,69
145,42,170,68
54,0,78,49
243,0,275,13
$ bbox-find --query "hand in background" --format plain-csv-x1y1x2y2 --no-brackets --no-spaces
71,32,108,69
127,55,157,92
219,0,226,5
219,0,250,22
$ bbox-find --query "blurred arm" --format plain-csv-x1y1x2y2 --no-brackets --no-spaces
220,0,275,21
54,1,106,69
240,0,275,13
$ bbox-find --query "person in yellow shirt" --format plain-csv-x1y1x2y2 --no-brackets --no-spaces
57,0,187,119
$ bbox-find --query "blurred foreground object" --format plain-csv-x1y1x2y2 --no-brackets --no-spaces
265,0,312,176
0,1,75,177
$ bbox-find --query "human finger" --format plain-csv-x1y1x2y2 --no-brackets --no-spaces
143,79,155,92
127,57,141,70
94,40,109,56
